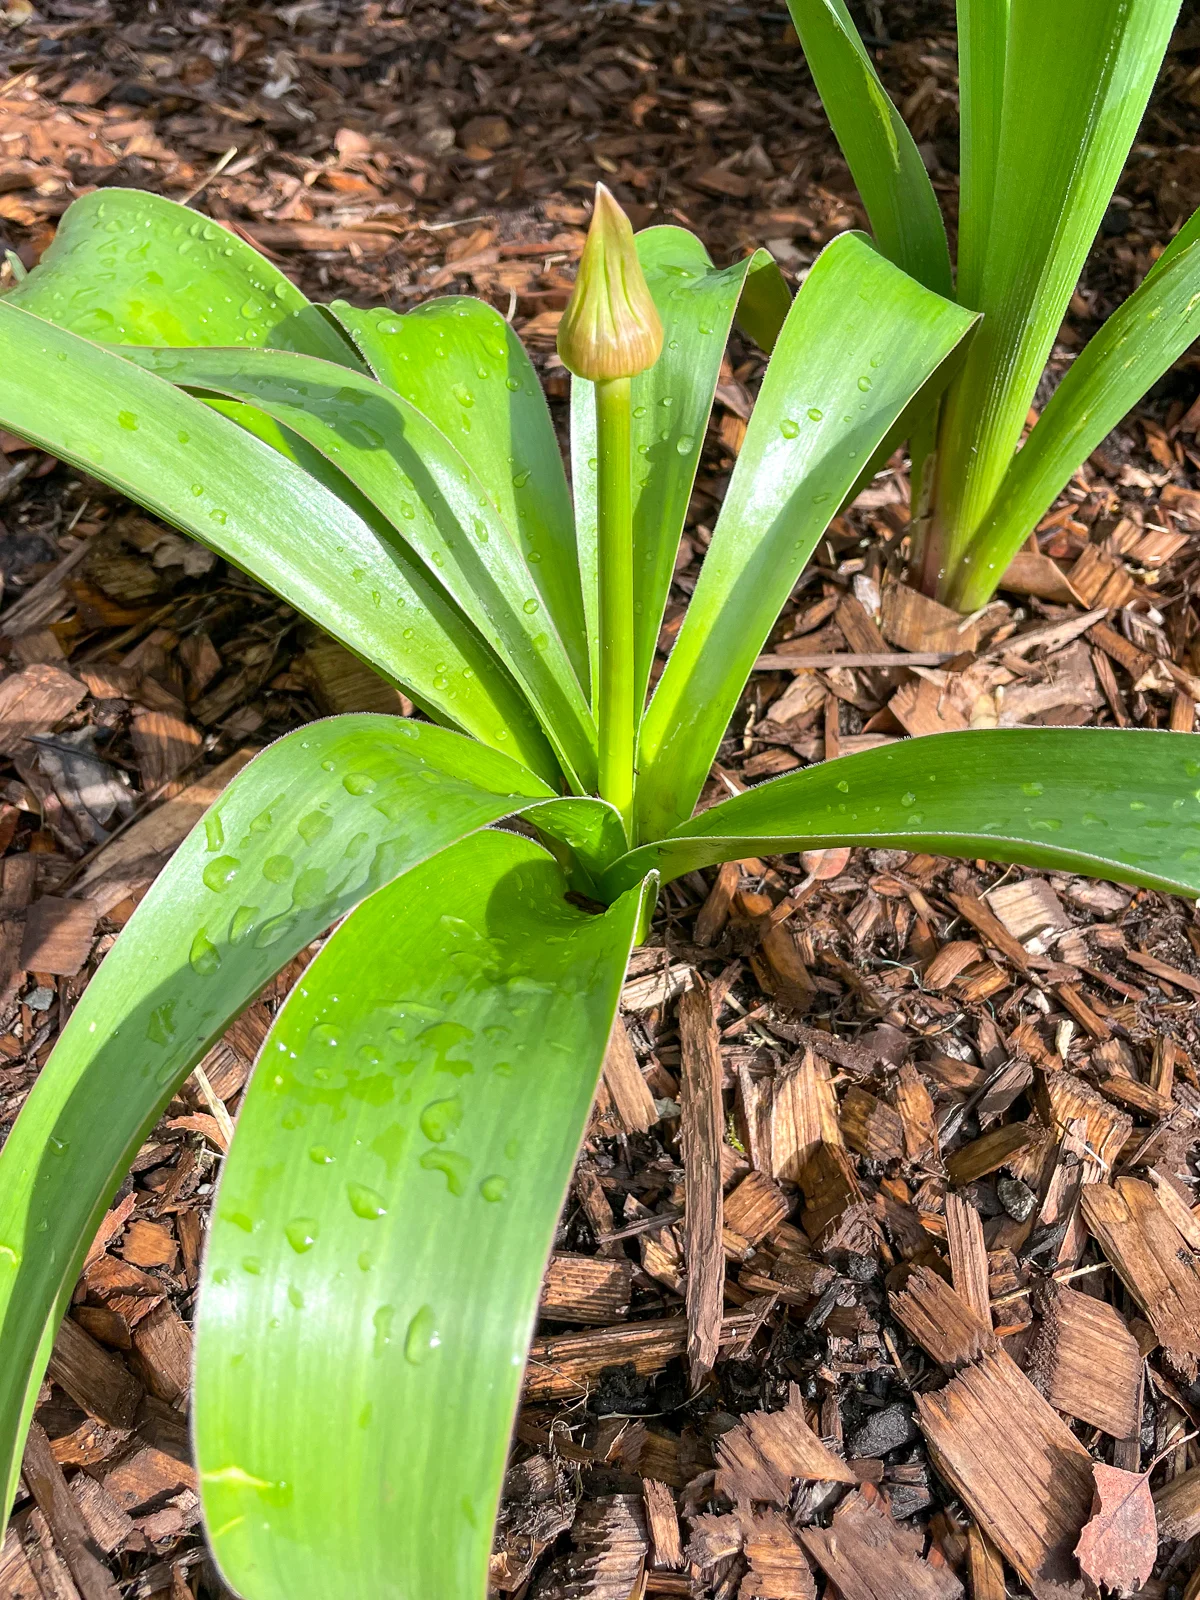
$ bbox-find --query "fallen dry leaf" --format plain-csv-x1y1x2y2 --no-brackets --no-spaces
1074,1464,1156,1597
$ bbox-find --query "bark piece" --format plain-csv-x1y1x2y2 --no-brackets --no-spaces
1026,1283,1141,1439
128,1300,192,1405
945,1194,990,1325
20,1422,121,1600
894,1064,937,1161
0,664,87,756
890,1266,996,1371
678,982,725,1390
984,879,1070,943
101,1447,196,1515
0,1524,40,1600
598,1019,657,1136
695,861,739,946
1039,1073,1131,1182
723,1170,789,1260
641,1479,683,1571
799,1484,963,1600
540,1255,633,1325
771,1048,840,1183
119,1219,177,1271
924,940,983,990
840,1084,906,1162
741,1508,817,1599
915,1348,1095,1600
1125,948,1200,998
945,1121,1037,1185
300,634,411,716
1074,1465,1156,1599
714,1386,856,1500
559,1494,647,1600
1154,1464,1200,1541
19,896,97,976
46,1316,142,1431
882,581,985,652
70,1475,134,1557
1081,1178,1200,1356
797,1143,872,1253
523,1314,756,1403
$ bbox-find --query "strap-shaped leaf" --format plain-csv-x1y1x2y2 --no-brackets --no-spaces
635,233,976,841
931,0,1181,579
570,228,790,711
954,237,1200,609
196,828,651,1600
955,0,1010,309
0,302,558,781
329,297,589,692
6,188,354,363
124,345,597,794
0,716,620,1525
1145,201,1200,285
785,0,952,296
602,727,1200,899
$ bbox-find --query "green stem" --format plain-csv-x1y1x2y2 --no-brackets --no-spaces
595,376,635,841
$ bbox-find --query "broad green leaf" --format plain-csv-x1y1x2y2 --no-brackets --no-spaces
635,233,976,842
0,715,623,1526
784,0,952,296
930,0,1182,589
0,303,557,781
956,237,1200,609
196,828,651,1600
603,727,1200,899
330,297,589,692
955,0,1010,309
6,188,354,363
124,345,597,794
571,229,790,713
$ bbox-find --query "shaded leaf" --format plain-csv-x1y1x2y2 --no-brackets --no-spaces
1074,1464,1156,1597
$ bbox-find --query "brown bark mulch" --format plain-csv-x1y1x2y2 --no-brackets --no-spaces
3,2,1200,1597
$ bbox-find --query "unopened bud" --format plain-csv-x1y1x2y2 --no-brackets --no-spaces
557,184,663,382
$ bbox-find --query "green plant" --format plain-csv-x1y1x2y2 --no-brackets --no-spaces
0,183,1197,1600
787,0,1200,611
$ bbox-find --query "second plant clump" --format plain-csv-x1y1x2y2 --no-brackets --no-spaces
0,162,1196,1600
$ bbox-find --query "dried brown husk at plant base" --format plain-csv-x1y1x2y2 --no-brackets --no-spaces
1,1,1200,1597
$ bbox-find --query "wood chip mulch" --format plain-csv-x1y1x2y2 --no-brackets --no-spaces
3,2,1200,1597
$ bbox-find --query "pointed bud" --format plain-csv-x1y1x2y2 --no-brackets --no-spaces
557,184,663,382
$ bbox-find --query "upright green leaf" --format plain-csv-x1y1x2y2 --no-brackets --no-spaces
635,233,976,841
196,829,651,1600
930,0,1182,589
0,303,557,780
604,727,1200,899
124,345,596,794
0,715,622,1527
1144,200,1200,286
6,188,354,363
955,0,1010,308
330,297,589,691
784,0,952,295
954,237,1200,609
571,229,790,713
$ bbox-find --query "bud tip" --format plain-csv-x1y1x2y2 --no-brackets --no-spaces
556,183,663,382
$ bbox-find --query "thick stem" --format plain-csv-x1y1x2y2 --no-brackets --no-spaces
595,376,635,841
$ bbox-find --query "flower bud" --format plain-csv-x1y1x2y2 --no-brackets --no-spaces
557,184,663,382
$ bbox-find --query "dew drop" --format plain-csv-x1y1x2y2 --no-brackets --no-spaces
285,1217,318,1254
117,410,138,431
522,597,540,615
202,855,240,892
420,1096,463,1142
203,812,225,853
262,854,294,884
807,407,823,421
1021,781,1044,797
309,1144,335,1164
343,772,377,796
857,375,872,391
480,1174,508,1203
403,1303,440,1365
297,810,332,845
242,1257,262,1275
675,434,695,455
419,1148,471,1194
189,929,222,976
512,468,531,487
373,1303,394,1357
347,1182,388,1220
779,419,800,439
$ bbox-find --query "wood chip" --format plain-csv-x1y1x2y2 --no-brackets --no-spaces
890,1266,996,1371
923,940,983,990
947,890,1031,974
714,1386,856,1499
128,1301,192,1406
799,1484,963,1600
741,1508,817,1599
916,1348,1095,1600
540,1255,633,1325
770,1048,840,1183
678,982,724,1390
19,1422,121,1600
1125,948,1200,998
523,1314,757,1403
1154,1464,1200,1541
945,1194,990,1325
46,1317,142,1432
945,1121,1038,1185
0,664,86,756
559,1494,647,1600
839,1084,906,1161
128,711,202,789
1026,1283,1141,1438
19,896,97,976
1080,1177,1200,1355
695,860,739,947
722,1170,789,1259
597,1019,657,1136
641,1480,683,1572
967,1521,1006,1600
